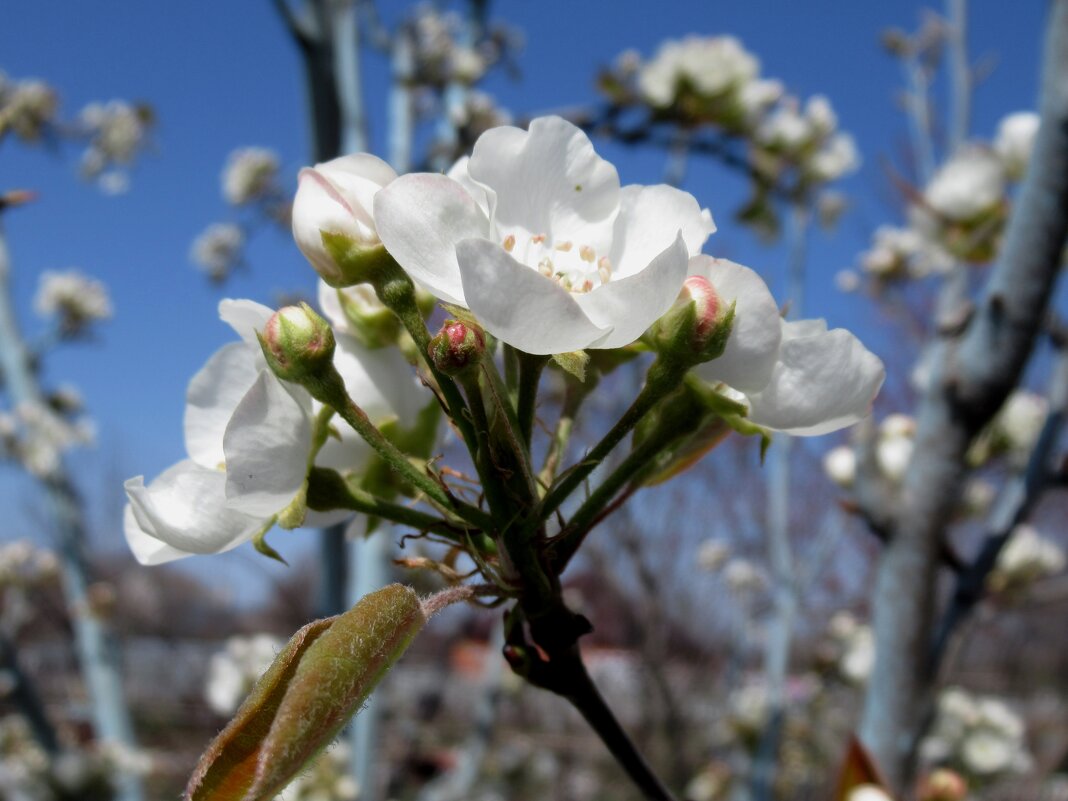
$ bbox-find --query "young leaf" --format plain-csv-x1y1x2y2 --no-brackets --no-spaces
248,584,426,800
551,350,589,382
185,616,336,801
185,584,427,801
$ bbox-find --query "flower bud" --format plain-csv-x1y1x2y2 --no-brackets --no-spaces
918,769,968,801
428,319,485,376
651,276,735,367
291,154,398,287
259,303,336,383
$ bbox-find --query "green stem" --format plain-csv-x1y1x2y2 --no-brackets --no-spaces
480,357,539,506
369,263,479,458
538,380,585,489
458,371,514,528
516,352,548,449
551,413,699,572
538,357,686,524
306,467,479,545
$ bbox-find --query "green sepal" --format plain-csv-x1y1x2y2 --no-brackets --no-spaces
252,518,287,565
551,350,589,382
318,231,397,288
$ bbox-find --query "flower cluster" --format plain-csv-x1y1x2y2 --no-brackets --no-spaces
920,687,1032,782
968,389,1048,467
124,296,433,565
406,4,515,90
824,611,875,685
205,633,286,715
0,71,58,143
601,36,859,215
987,524,1065,598
824,413,915,487
190,222,246,282
855,111,1039,285
222,146,282,206
0,539,58,589
77,100,154,194
32,268,113,337
0,401,96,479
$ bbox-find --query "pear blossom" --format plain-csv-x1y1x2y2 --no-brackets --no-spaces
124,299,424,565
375,116,715,354
0,73,57,142
688,256,884,436
994,111,1040,179
205,633,285,715
987,524,1065,596
808,132,860,181
921,687,1031,781
222,146,281,205
191,222,245,281
637,36,759,108
924,148,1006,222
33,269,112,334
823,445,857,487
292,152,398,286
697,539,731,572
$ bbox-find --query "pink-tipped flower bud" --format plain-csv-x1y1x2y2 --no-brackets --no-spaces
428,319,485,376
291,154,399,287
259,303,336,383
651,275,735,367
918,769,968,801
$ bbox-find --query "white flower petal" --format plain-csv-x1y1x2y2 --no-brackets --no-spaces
467,116,620,243
374,173,489,305
609,185,715,278
123,504,189,566
456,238,608,355
447,156,495,219
218,299,275,344
124,460,265,561
223,371,314,516
690,257,783,392
184,342,262,468
575,233,689,349
746,320,885,436
334,333,424,427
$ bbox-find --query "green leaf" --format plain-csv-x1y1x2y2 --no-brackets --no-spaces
185,585,427,801
551,350,589,382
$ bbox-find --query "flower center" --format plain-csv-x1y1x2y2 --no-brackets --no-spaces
503,233,612,294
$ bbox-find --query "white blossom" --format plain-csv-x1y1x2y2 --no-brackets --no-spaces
124,299,428,565
697,539,731,572
924,148,1006,222
205,633,284,715
690,256,884,436
846,786,893,801
191,223,245,281
637,36,759,108
222,147,281,205
809,132,860,181
994,111,1040,180
0,73,57,141
723,558,766,592
823,445,856,487
988,524,1065,596
920,687,1031,781
375,116,715,354
33,269,113,334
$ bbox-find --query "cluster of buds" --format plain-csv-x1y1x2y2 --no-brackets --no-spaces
0,400,96,480
190,222,246,282
986,524,1066,599
405,4,517,90
33,268,113,337
919,687,1032,782
600,35,859,229
77,100,154,194
0,71,57,143
854,110,1039,287
821,611,875,685
823,413,915,488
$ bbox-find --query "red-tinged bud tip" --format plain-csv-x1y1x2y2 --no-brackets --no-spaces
429,319,485,376
259,303,336,382
650,276,735,367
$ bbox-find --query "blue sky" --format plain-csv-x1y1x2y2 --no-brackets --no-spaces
0,1,1052,596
